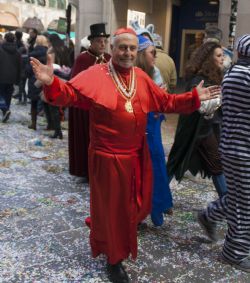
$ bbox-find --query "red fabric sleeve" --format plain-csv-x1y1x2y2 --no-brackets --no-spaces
160,87,201,114
43,76,91,110
145,74,201,114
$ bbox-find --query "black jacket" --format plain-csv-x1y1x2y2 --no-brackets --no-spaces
0,42,21,84
26,45,48,101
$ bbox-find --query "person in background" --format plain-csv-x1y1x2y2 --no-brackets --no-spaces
26,35,48,130
30,27,220,283
187,31,205,60
68,23,111,180
0,32,21,123
168,42,227,198
45,33,71,139
15,30,25,51
136,35,173,226
27,28,38,52
197,34,250,273
68,39,75,67
132,21,177,92
203,27,232,141
153,32,177,92
14,30,28,105
203,26,233,71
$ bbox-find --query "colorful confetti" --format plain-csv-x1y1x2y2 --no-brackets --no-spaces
0,105,249,282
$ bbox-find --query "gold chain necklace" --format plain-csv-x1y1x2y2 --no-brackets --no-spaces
108,61,136,113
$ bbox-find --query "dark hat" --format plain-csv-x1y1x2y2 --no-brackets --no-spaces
236,34,250,57
88,23,110,40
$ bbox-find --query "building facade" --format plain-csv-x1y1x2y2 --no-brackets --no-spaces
0,0,75,31
69,0,250,76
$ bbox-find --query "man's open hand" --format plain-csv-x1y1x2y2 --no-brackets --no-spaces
30,55,54,86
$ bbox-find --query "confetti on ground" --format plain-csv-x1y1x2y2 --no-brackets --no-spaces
0,104,249,282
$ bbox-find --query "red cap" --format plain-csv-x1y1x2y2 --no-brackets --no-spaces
114,27,137,36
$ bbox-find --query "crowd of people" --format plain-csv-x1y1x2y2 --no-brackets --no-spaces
1,21,250,282
0,28,73,139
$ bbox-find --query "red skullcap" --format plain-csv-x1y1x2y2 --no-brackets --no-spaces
114,28,137,36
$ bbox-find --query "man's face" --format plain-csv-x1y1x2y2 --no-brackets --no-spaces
111,34,138,68
90,37,108,55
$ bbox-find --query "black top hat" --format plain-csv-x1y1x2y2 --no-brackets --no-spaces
88,23,110,40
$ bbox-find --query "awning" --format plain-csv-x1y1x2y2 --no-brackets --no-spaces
0,11,19,27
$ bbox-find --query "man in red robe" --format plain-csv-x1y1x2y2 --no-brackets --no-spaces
69,23,111,179
30,28,220,283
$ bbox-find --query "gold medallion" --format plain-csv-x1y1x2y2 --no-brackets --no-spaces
125,100,133,113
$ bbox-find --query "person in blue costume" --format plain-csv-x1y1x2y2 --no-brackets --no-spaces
135,35,173,226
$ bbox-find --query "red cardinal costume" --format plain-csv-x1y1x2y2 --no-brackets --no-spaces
69,50,111,177
44,29,200,264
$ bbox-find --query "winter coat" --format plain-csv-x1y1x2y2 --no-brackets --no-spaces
0,41,21,84
16,41,28,80
26,45,48,101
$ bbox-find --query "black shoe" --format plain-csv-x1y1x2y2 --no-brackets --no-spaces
2,110,11,123
197,210,218,242
49,131,63,139
107,262,130,283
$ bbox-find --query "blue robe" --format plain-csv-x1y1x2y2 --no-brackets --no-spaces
147,67,173,226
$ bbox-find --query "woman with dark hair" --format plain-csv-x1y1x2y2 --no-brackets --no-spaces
26,35,48,130
135,35,173,226
44,33,71,139
168,41,227,197
47,33,71,67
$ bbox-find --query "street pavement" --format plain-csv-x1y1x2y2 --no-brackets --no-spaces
0,102,250,283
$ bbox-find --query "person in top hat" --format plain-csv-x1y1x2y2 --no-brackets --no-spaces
197,34,250,272
88,23,110,39
68,23,111,180
30,27,220,283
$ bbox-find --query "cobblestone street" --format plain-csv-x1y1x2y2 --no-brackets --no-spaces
0,102,250,282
